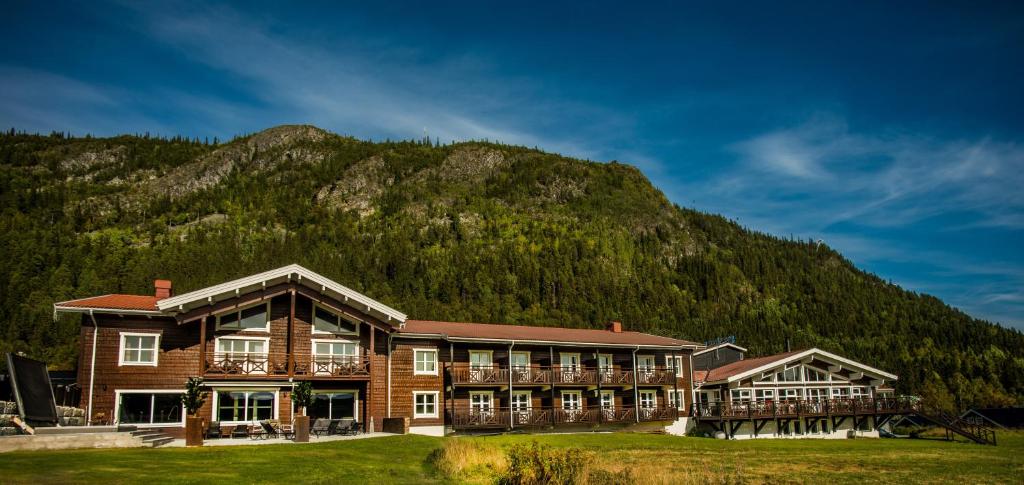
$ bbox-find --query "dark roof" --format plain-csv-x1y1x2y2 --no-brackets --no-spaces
695,350,805,383
400,319,700,348
55,294,161,311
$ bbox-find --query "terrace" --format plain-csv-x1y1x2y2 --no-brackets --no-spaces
446,363,676,387
202,352,372,379
447,405,678,430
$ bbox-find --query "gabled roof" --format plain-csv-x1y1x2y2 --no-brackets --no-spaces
54,294,162,314
695,348,897,384
693,342,747,356
156,264,406,324
399,319,701,349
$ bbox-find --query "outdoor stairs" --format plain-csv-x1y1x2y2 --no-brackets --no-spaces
912,407,997,445
130,428,175,448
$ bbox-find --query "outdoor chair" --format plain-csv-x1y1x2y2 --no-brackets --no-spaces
334,418,353,435
345,420,361,435
268,419,295,439
258,420,281,439
230,424,249,439
205,420,223,439
311,418,331,437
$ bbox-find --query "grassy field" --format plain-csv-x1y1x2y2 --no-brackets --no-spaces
0,431,1020,484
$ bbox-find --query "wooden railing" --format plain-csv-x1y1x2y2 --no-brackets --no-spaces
448,406,676,429
691,397,918,420
203,352,371,378
447,364,676,386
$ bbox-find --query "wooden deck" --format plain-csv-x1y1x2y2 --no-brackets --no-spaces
448,406,677,430
446,363,676,387
691,397,916,421
202,353,372,380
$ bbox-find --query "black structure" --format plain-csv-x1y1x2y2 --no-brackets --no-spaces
5,353,58,425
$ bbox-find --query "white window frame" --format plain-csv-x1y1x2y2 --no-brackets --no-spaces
730,389,752,402
511,390,532,411
597,354,614,373
469,391,494,412
638,390,657,409
114,389,185,427
215,336,271,359
118,332,161,367
559,352,581,371
311,302,361,336
510,351,531,370
668,390,685,410
413,391,439,419
561,390,583,410
666,355,684,375
600,390,615,410
211,388,280,425
215,301,271,332
469,350,493,369
308,390,360,421
413,348,439,376
637,355,656,372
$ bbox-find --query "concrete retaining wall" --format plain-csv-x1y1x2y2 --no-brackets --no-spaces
0,432,145,453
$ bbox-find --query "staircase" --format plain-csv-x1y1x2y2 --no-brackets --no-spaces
130,428,175,448
911,405,997,445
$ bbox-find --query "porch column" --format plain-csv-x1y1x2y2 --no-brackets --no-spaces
288,289,296,376
367,325,375,433
198,315,207,375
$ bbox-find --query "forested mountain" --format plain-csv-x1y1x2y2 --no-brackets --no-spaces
1,125,1021,408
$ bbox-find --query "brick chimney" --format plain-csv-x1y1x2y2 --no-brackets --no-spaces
606,320,622,333
154,279,173,299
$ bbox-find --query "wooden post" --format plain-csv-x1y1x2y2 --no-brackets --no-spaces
368,325,375,433
508,343,514,431
672,351,680,417
288,289,296,376
198,315,207,375
632,350,640,423
595,348,602,425
549,346,556,426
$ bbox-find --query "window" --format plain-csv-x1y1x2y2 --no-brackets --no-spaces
313,340,359,375
308,391,357,420
755,389,775,401
510,351,530,370
215,390,276,423
639,390,657,409
666,356,685,376
561,391,582,410
119,333,159,366
668,390,685,410
414,349,438,375
470,392,493,413
730,389,751,402
217,337,267,357
780,388,801,400
597,354,613,373
312,304,359,335
559,353,580,371
600,391,615,410
637,355,656,372
511,391,531,411
116,391,183,425
776,365,801,382
469,351,492,369
413,391,438,418
851,387,869,399
805,367,827,382
831,388,850,398
807,388,827,400
216,303,270,331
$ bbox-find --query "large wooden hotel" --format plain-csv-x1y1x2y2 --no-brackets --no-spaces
54,264,908,439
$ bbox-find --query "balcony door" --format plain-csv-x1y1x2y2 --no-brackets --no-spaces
511,391,532,424
598,354,613,381
510,351,531,383
313,340,359,376
215,338,268,374
468,351,495,383
469,391,494,424
560,353,581,382
639,390,656,410
561,390,583,422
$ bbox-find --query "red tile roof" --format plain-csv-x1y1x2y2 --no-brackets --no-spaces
696,350,805,383
55,294,161,311
400,319,699,348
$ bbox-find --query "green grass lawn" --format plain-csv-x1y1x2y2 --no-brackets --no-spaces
1,431,1021,484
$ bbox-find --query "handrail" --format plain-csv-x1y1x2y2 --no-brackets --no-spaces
447,405,675,428
690,397,919,419
203,352,371,377
446,363,676,385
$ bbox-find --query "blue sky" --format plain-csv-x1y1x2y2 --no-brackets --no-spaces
2,1,1022,329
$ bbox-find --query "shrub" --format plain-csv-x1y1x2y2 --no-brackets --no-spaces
431,438,507,480
498,441,589,485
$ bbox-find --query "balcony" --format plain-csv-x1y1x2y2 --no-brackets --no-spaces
448,406,676,430
202,352,372,379
447,364,676,387
691,397,918,421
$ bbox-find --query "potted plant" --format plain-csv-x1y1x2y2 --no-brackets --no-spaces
292,381,313,442
181,377,207,447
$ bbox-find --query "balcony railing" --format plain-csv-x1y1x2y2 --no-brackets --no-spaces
448,406,677,429
447,364,677,386
203,352,371,378
691,397,918,420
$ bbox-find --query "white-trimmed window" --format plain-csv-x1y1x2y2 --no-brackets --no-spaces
469,350,493,369
730,389,751,402
216,302,270,332
755,389,774,401
312,339,358,374
470,391,493,413
668,390,685,410
119,332,160,366
776,365,801,382
413,391,438,418
561,391,582,410
216,336,268,357
805,367,827,382
807,388,827,400
560,353,581,371
639,390,657,409
414,348,438,375
511,391,532,411
308,391,358,420
510,351,531,371
312,303,359,335
116,390,183,426
666,356,685,376
831,387,850,398
600,390,615,410
637,355,656,372
597,354,613,373
214,389,278,424
779,388,801,400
